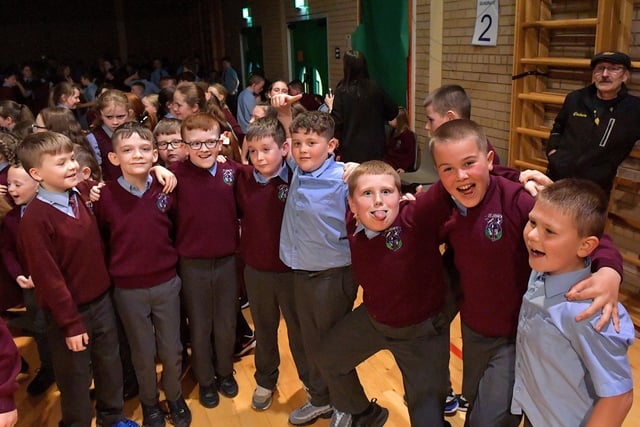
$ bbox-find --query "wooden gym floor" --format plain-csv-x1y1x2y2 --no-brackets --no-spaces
9,289,640,426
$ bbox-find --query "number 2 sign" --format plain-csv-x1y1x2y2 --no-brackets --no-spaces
472,0,499,46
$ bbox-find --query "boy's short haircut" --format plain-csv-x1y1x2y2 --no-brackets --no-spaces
290,111,335,141
17,131,74,171
112,121,154,149
74,145,102,182
347,160,401,196
248,74,265,86
246,117,286,146
537,178,608,238
429,118,488,155
423,84,471,119
131,81,146,91
181,112,221,136
288,79,304,93
153,118,182,137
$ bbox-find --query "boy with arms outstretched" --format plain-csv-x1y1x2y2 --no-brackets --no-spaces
430,119,623,427
512,179,633,426
16,132,137,427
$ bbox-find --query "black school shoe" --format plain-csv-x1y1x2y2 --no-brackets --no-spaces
168,397,192,427
199,383,220,408
353,399,389,427
141,403,166,427
217,373,239,398
27,366,56,396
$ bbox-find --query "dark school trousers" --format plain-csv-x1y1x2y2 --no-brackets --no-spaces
179,255,238,387
461,321,522,427
47,292,124,427
293,266,358,407
320,304,450,426
244,265,309,390
24,288,53,370
113,276,183,405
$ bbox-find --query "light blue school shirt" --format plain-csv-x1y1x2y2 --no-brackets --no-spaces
280,155,350,271
253,160,289,184
117,175,153,197
35,186,80,218
511,261,634,426
86,124,113,165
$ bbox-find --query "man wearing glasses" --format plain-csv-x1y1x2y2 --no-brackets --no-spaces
545,51,640,195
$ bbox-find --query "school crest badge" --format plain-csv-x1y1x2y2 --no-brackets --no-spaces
484,213,503,242
277,184,288,202
385,226,403,251
156,193,169,212
223,169,234,185
84,200,94,215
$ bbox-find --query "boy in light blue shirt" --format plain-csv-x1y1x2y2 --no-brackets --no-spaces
512,178,634,426
280,111,384,426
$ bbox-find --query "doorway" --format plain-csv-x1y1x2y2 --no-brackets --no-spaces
240,26,264,86
288,18,328,96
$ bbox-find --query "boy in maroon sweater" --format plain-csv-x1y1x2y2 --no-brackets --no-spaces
171,112,242,408
0,164,55,397
235,117,309,411
16,132,137,427
319,160,453,427
93,122,191,427
430,119,623,427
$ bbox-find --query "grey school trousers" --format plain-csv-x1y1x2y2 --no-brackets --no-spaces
47,293,124,427
179,255,238,387
293,266,358,407
113,276,183,405
461,321,522,427
320,305,450,426
244,266,309,390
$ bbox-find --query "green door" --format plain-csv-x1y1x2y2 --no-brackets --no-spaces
289,19,328,96
241,26,264,85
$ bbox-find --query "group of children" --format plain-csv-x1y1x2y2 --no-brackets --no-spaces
0,80,634,427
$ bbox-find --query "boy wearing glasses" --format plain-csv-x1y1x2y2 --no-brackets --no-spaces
171,112,243,409
153,118,189,165
546,51,640,195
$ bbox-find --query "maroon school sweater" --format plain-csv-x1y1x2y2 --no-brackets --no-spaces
347,182,453,327
94,179,178,289
171,159,241,258
441,176,534,337
236,164,291,272
17,191,111,337
91,126,122,182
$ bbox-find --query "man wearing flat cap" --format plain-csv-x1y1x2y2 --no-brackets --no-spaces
545,51,640,194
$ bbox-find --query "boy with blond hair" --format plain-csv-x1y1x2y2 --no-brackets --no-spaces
512,179,634,426
16,131,137,427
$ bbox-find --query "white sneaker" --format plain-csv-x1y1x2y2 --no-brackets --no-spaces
289,401,333,425
329,409,352,427
251,385,273,411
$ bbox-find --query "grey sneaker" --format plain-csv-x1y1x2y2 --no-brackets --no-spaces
251,385,273,411
329,409,352,427
288,401,333,425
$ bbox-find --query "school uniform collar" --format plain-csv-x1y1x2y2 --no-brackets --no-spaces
299,155,334,177
37,185,79,208
354,223,382,240
540,258,591,299
253,161,289,184
117,175,153,197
